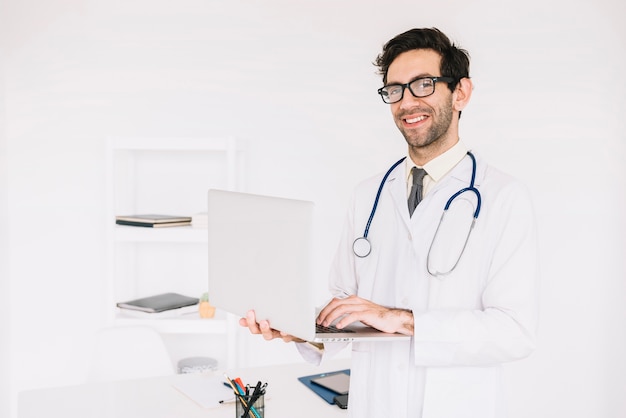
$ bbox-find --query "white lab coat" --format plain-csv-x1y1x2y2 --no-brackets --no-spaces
322,153,539,418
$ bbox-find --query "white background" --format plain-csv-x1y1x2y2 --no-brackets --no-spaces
1,0,625,417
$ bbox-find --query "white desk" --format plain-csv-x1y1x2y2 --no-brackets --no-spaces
18,359,350,418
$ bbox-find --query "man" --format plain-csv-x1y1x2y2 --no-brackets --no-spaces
241,27,539,418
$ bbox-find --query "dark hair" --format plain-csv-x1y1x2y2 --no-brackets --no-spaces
374,28,470,92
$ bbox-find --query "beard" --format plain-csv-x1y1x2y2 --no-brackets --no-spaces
396,98,454,149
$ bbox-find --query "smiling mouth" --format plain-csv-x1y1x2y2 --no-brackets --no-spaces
404,115,428,124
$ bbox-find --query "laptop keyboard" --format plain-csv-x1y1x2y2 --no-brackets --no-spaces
316,323,356,334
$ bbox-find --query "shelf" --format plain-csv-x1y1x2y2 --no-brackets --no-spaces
114,225,208,243
113,310,229,334
105,136,243,367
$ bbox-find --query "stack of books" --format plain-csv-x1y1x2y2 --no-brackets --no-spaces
115,214,192,228
116,292,200,318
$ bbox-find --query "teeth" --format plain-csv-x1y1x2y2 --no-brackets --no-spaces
405,115,426,124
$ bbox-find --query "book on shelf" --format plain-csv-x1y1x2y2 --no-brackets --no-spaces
117,305,200,319
116,292,199,314
115,214,192,228
117,303,200,319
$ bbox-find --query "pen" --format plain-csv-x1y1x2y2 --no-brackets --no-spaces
218,397,236,404
237,382,262,418
235,377,245,391
223,374,261,418
241,381,264,418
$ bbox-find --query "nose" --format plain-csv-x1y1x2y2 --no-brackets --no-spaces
397,86,421,110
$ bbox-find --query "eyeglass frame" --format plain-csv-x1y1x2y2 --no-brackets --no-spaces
377,76,455,104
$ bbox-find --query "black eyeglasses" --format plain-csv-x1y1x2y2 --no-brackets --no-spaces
377,76,455,104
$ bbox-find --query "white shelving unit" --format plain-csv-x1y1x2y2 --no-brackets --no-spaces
105,136,244,368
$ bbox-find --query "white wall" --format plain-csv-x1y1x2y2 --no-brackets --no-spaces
1,1,12,417
3,0,626,417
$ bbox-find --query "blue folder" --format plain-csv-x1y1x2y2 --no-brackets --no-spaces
297,369,350,404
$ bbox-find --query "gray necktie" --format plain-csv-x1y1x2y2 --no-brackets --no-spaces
408,167,427,217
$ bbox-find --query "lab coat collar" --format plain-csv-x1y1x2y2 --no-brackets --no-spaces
448,150,485,188
382,149,485,227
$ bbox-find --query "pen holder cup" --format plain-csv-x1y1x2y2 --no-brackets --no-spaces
235,393,265,418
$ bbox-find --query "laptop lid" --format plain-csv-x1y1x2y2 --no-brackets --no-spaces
208,189,319,341
207,189,409,343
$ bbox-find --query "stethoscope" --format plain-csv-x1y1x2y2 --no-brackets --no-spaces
352,151,482,276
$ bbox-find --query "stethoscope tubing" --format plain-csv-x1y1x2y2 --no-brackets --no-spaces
443,152,481,218
353,151,481,271
362,156,406,240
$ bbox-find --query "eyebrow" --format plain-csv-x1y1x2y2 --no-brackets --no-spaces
385,73,438,86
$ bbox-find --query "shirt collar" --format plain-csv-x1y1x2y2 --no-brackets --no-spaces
405,141,468,183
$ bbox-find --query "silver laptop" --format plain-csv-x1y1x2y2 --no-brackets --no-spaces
207,189,409,343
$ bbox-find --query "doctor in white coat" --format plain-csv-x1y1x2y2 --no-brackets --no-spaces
241,27,539,418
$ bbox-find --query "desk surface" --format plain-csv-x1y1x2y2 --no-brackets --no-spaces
18,359,350,418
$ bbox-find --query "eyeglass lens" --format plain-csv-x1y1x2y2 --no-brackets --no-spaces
380,77,436,103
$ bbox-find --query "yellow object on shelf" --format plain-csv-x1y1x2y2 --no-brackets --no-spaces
199,301,216,318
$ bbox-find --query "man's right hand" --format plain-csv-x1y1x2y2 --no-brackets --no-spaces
239,310,306,343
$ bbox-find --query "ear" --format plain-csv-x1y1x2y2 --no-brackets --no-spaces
453,77,473,112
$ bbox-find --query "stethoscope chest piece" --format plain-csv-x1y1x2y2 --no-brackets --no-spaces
353,237,371,258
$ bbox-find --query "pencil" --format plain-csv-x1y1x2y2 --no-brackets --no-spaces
223,374,261,418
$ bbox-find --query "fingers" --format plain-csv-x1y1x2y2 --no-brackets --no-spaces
240,310,298,342
317,295,362,327
317,296,390,330
317,297,341,326
239,310,263,334
239,310,268,337
258,319,278,340
279,331,306,343
259,319,303,342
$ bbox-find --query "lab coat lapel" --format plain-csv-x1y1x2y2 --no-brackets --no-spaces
447,151,485,188
381,153,485,238
386,163,412,231
425,152,485,204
